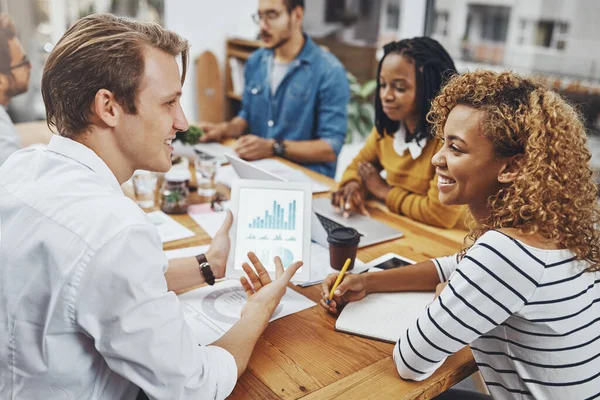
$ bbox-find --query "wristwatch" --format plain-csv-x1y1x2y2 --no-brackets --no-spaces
273,139,286,157
196,253,215,285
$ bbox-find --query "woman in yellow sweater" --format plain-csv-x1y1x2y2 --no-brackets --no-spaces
333,37,466,229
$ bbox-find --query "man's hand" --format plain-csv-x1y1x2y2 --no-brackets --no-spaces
240,252,303,318
235,134,275,161
358,161,390,201
319,272,368,314
331,181,370,218
198,121,228,143
205,210,233,278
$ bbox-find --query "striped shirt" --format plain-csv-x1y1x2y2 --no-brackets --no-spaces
393,230,600,399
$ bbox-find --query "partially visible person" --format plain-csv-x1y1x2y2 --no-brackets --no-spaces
332,38,466,228
0,14,301,400
198,0,349,178
321,70,600,399
0,13,31,165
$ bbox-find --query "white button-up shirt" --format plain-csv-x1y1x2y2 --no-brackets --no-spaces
0,135,237,399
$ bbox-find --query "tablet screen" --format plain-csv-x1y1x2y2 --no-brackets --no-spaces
233,187,305,272
373,257,412,270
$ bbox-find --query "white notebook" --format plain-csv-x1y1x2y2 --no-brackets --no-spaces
335,291,434,343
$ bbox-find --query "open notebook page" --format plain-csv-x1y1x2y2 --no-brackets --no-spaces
335,291,433,343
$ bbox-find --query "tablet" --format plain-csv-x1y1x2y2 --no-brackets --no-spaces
366,253,416,272
226,179,312,283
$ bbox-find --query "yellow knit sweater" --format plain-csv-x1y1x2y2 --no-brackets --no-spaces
340,128,467,229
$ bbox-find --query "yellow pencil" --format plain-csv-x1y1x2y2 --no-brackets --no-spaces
326,258,352,304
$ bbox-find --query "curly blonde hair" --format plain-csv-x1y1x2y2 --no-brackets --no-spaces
428,70,600,271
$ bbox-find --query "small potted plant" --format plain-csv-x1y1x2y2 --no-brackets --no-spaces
171,125,205,169
175,125,204,145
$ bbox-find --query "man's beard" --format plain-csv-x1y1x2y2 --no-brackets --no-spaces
260,21,293,50
6,75,28,99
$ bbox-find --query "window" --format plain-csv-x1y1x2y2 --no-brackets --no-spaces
519,19,568,50
385,0,401,31
535,21,554,47
463,5,510,43
433,10,449,36
555,22,568,50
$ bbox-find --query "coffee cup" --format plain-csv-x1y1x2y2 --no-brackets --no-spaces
327,227,360,271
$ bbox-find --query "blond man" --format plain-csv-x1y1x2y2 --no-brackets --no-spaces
0,14,299,399
0,13,31,165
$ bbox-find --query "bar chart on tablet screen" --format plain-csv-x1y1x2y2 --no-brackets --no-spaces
234,188,304,272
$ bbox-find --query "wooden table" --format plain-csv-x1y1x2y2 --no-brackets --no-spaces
159,154,477,399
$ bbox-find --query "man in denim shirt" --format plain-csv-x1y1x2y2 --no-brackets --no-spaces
199,0,349,178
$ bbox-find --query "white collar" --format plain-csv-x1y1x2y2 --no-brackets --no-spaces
392,122,428,159
47,135,123,194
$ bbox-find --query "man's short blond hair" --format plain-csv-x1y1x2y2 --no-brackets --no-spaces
42,13,189,137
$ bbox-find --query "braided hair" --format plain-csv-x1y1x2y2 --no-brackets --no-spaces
375,37,457,143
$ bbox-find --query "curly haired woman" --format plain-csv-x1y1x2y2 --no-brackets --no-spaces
321,70,600,399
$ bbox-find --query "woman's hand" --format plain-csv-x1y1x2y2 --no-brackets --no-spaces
319,273,368,314
331,181,369,218
358,162,390,201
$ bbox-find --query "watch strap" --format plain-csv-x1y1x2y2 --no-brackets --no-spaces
195,253,207,265
273,139,286,157
196,254,215,285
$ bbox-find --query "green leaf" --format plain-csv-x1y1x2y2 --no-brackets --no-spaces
349,83,362,96
360,102,375,123
347,72,358,84
347,102,360,118
360,80,378,98
175,125,204,145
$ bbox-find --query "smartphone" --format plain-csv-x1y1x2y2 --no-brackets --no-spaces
367,253,416,271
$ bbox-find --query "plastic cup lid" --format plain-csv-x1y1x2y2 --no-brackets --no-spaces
327,227,360,246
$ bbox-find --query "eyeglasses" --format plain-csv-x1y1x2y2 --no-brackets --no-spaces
10,57,31,71
252,9,286,24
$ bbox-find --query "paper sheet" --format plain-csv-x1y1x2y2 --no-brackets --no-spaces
296,243,369,287
146,211,195,243
188,201,232,238
179,279,315,345
335,291,434,343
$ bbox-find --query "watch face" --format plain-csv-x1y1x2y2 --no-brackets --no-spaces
274,141,285,156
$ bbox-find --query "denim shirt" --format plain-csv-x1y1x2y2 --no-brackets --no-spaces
238,35,349,178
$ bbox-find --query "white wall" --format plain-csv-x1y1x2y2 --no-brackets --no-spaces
165,0,258,122
398,0,427,38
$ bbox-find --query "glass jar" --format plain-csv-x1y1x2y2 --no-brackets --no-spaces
160,169,191,214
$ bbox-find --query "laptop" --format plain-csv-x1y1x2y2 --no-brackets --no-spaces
225,154,403,249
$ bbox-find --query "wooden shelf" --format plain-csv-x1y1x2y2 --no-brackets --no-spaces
225,38,262,119
227,49,252,61
227,37,262,48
